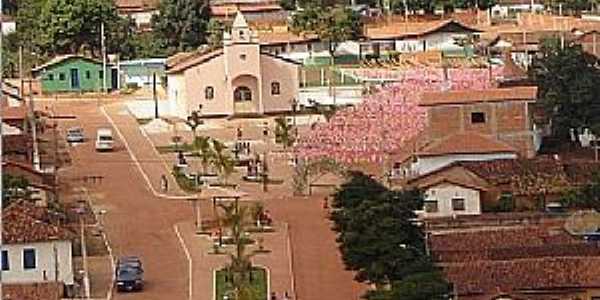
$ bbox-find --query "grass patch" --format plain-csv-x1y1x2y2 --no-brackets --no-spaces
215,267,267,300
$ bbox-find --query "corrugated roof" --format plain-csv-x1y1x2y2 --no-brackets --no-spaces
420,86,537,106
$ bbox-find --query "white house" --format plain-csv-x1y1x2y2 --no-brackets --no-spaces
418,181,483,218
491,0,544,19
115,0,159,29
1,202,74,288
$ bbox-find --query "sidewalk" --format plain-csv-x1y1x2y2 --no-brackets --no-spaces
101,103,188,198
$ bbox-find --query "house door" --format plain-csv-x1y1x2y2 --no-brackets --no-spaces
70,69,80,89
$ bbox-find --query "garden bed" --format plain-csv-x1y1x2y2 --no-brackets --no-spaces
215,267,267,300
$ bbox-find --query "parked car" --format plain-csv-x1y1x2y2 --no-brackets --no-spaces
95,128,114,151
66,127,85,143
115,257,144,292
117,256,143,273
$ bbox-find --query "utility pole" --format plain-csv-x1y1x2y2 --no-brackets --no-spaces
153,72,158,119
29,79,40,171
101,22,107,94
19,46,23,99
0,0,5,298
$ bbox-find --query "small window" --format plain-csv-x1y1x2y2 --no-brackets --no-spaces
99,70,104,80
59,73,65,81
86,70,91,79
1,250,8,271
240,54,246,60
424,200,438,213
471,112,486,124
47,74,54,81
234,86,252,102
205,86,214,100
23,248,36,270
271,82,281,95
239,30,245,38
452,198,466,211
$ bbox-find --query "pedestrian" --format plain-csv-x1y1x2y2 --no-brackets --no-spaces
270,292,277,300
160,174,168,192
323,196,329,209
283,291,291,300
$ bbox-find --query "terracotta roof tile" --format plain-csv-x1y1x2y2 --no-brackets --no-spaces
258,31,319,45
420,86,537,106
445,257,600,295
166,48,224,74
366,19,481,40
3,202,72,244
418,133,516,156
211,3,283,16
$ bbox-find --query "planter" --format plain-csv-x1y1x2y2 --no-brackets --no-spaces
215,267,268,300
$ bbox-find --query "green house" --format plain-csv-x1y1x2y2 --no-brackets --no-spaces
32,55,114,93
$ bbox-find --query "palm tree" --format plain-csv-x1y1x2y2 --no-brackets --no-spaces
219,203,256,299
192,136,214,175
211,139,235,184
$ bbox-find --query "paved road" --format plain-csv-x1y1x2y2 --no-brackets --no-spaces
56,100,193,300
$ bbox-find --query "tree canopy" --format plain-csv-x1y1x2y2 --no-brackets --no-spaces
530,37,600,140
291,6,362,57
330,172,449,299
151,0,211,55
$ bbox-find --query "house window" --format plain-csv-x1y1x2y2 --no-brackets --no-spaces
234,86,252,102
471,112,486,124
1,250,8,271
86,70,91,79
424,200,438,213
47,73,54,81
23,248,36,270
99,70,104,80
271,82,281,95
452,198,466,211
240,54,246,60
205,86,214,100
59,73,65,81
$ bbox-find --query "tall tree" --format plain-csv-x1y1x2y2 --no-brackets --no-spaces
530,37,600,140
37,0,122,56
331,172,449,298
152,0,211,55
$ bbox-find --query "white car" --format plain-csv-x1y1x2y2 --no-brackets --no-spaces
66,127,85,143
95,128,114,151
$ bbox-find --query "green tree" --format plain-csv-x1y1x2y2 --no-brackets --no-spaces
36,0,123,56
191,136,214,175
211,139,235,184
207,19,225,48
152,0,210,55
291,6,362,63
530,37,600,141
274,117,295,149
331,172,449,297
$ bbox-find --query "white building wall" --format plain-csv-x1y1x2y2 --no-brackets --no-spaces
412,152,517,175
2,241,73,285
167,74,188,119
418,183,481,218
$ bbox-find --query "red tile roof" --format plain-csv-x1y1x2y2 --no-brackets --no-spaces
366,19,481,40
166,48,224,74
258,31,319,45
115,0,159,12
3,202,72,244
445,257,600,296
211,4,283,16
418,133,517,156
420,86,538,106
